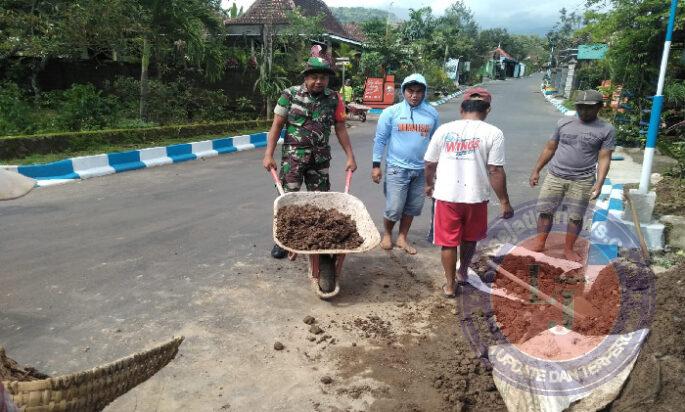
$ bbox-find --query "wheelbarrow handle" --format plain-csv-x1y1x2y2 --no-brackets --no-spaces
269,167,285,195
345,170,353,194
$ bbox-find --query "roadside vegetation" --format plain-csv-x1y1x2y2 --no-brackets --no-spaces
546,0,685,177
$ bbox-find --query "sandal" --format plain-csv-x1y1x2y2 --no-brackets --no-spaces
442,283,456,298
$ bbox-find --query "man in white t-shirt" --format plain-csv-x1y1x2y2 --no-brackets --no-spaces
424,87,514,297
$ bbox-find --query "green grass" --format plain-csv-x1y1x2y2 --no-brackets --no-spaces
562,99,576,110
1,127,268,165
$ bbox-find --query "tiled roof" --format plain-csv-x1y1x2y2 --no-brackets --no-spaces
226,0,356,40
342,23,365,42
494,47,515,61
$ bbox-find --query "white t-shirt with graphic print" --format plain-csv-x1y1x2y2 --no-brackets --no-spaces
424,119,505,204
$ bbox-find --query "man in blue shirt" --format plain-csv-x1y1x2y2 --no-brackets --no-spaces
372,74,440,254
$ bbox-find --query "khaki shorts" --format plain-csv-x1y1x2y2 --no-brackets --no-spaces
536,173,594,221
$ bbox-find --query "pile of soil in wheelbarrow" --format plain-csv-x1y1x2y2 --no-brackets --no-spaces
276,205,363,250
0,347,48,381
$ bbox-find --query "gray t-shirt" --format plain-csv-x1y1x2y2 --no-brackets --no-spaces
548,117,615,180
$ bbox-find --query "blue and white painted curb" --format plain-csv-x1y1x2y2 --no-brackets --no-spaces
541,87,576,117
589,179,624,264
429,90,464,107
368,90,465,115
2,130,284,187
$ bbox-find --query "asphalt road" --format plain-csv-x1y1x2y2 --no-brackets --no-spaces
0,73,563,409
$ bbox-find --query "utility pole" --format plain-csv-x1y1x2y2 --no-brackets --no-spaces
639,0,679,193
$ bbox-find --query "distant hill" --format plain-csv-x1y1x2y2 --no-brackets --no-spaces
331,7,400,24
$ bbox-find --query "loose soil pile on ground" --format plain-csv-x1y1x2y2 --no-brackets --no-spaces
486,255,658,345
609,262,685,410
654,176,685,217
0,347,48,381
276,205,363,250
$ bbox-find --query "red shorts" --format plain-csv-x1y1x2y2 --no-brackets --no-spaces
432,200,488,247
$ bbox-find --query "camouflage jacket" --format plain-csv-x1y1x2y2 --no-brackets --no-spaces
274,84,344,148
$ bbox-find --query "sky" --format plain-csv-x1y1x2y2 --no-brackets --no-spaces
221,0,587,36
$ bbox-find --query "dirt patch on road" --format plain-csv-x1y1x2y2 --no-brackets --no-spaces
316,254,507,412
276,205,363,250
335,302,506,412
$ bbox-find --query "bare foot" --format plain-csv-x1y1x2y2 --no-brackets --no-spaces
442,283,456,297
529,240,546,252
564,249,583,262
380,233,393,250
396,237,417,255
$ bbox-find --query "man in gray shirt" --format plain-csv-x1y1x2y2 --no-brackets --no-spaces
529,90,615,261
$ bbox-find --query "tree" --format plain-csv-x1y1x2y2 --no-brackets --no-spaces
132,0,228,121
253,8,326,120
578,0,682,98
0,0,134,98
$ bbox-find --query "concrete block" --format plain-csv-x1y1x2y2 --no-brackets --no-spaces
660,215,685,250
619,218,665,251
626,189,656,223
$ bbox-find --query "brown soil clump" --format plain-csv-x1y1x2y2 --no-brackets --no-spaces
276,205,363,250
0,347,48,381
653,176,685,217
608,262,685,411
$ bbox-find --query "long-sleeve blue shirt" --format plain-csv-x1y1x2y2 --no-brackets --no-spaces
373,99,440,170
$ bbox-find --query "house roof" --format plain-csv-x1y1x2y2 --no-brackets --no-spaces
225,0,357,41
494,47,516,62
342,23,366,42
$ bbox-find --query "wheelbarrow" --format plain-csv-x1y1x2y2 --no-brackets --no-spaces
346,102,371,122
269,169,380,300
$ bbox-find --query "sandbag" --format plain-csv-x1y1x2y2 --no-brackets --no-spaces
0,169,35,200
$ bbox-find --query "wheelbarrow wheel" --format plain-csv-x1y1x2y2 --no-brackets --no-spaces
318,255,336,293
360,112,367,122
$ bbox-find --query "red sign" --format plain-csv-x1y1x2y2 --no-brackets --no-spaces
363,77,384,102
363,75,396,109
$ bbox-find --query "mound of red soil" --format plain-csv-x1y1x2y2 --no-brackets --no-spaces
490,255,628,343
276,205,363,251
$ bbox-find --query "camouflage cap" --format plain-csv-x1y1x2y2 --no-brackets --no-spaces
302,57,336,77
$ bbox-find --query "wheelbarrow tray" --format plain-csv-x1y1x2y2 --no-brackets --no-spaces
273,191,380,255
347,102,371,111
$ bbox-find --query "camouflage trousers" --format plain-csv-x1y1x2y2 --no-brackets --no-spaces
279,145,331,192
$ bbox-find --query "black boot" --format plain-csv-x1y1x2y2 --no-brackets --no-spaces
271,244,287,259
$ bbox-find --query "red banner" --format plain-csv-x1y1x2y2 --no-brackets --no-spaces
363,78,384,102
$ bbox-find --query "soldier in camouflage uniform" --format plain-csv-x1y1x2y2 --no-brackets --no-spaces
263,56,357,258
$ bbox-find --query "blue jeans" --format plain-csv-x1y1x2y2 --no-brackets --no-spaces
383,165,426,222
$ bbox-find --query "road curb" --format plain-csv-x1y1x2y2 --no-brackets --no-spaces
2,131,284,187
541,87,576,117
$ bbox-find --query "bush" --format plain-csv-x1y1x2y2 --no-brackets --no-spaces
575,61,610,91
0,82,35,135
0,119,270,161
0,78,257,137
614,122,644,147
54,84,122,131
110,76,233,124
